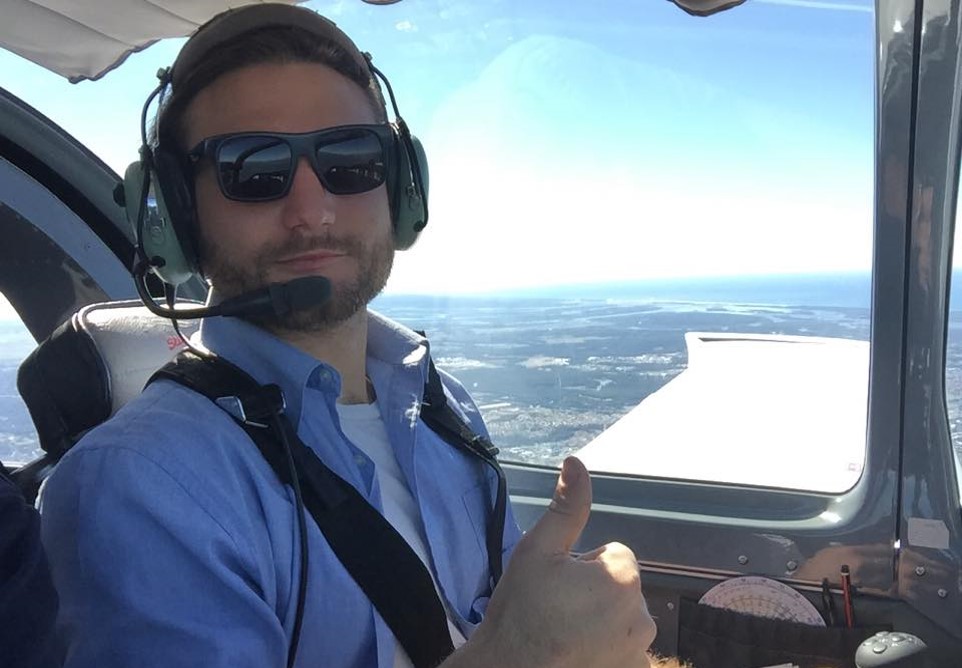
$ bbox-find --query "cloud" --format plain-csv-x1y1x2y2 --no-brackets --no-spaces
395,20,418,32
386,35,873,295
436,356,497,370
521,356,571,369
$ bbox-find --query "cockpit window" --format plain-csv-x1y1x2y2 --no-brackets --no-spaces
947,184,962,497
3,0,876,493
0,293,39,465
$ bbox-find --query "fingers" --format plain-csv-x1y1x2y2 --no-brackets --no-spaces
637,598,657,648
613,601,657,668
575,545,609,561
577,542,641,588
576,541,637,565
625,597,658,667
523,456,593,555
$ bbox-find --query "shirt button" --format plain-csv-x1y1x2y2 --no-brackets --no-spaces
317,369,333,384
355,455,368,467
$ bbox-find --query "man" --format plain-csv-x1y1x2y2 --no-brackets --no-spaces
40,4,657,667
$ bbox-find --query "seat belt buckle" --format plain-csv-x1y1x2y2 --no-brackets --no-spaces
215,384,286,428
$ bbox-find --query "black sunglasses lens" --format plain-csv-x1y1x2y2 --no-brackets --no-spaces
315,131,387,195
216,136,293,201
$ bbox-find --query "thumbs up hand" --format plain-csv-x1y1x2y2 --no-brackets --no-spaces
465,457,656,668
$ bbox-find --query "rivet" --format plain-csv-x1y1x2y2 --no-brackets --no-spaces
738,555,749,565
915,566,926,576
938,589,948,598
786,561,798,572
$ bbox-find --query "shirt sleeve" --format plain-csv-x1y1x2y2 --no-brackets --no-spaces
0,464,59,668
40,440,287,668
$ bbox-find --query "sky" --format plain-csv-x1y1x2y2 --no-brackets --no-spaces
0,0,877,305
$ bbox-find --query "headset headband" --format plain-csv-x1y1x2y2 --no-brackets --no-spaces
171,4,371,90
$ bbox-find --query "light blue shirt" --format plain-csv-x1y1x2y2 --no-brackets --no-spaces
40,311,522,668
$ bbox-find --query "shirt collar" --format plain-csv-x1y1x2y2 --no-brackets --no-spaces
196,311,430,424
197,315,322,425
366,309,429,368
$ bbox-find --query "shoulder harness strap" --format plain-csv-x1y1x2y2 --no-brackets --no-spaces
150,351,455,668
419,358,507,584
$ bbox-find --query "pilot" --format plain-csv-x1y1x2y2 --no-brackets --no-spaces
40,4,661,667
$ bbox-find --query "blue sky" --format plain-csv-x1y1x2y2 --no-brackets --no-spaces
0,0,876,296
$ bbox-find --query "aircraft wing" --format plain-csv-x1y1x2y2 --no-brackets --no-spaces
575,332,870,493
1,1,302,83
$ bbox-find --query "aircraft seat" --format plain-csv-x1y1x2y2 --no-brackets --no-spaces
13,301,197,502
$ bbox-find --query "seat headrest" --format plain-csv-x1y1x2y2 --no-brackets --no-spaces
16,301,199,456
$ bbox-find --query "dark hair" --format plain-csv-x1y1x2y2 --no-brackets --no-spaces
154,25,388,152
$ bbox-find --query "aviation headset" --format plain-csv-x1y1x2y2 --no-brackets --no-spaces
123,3,429,290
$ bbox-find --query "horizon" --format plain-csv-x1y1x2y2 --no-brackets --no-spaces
0,271,887,323
17,268,962,324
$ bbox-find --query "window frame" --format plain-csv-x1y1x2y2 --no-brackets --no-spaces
0,87,137,340
3,0,960,649
897,0,962,636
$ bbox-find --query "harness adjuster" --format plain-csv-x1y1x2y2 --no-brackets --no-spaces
215,384,286,428
471,434,499,457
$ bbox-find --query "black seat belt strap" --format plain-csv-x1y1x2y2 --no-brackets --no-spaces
150,353,455,668
420,360,507,585
277,414,454,668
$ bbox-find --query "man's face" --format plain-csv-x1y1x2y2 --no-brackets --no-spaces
184,61,394,331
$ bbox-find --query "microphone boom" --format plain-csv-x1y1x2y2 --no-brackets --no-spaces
134,263,332,321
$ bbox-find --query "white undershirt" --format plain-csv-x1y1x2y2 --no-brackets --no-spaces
336,402,468,668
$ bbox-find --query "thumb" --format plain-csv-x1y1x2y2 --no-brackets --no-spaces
525,456,592,554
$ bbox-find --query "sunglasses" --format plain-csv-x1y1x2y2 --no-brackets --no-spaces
187,124,394,202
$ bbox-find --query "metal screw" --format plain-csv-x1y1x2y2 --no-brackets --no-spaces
938,589,948,599
667,602,675,611
915,566,926,576
738,555,749,565
786,561,798,572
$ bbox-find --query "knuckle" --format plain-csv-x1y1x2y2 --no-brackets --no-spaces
606,541,639,564
643,616,658,646
598,552,641,590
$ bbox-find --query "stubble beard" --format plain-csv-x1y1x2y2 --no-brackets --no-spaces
201,229,394,333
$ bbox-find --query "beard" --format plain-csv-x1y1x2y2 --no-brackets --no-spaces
201,228,394,333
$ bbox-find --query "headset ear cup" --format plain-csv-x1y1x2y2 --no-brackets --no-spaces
122,161,147,230
148,148,201,285
392,133,429,251
123,159,192,286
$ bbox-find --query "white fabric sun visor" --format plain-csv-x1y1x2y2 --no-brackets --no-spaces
0,1,302,83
